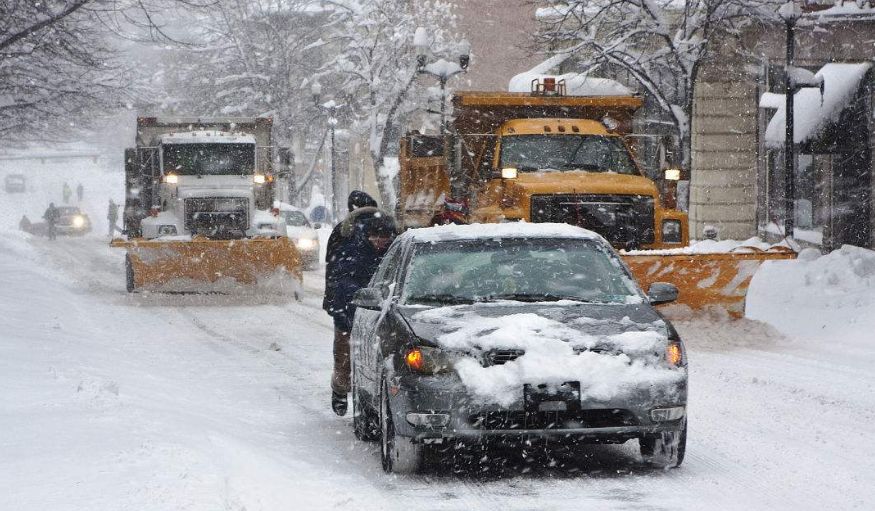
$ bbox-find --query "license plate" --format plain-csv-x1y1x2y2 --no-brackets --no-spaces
524,382,581,412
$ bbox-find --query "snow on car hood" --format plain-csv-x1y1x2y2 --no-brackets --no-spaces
404,303,684,406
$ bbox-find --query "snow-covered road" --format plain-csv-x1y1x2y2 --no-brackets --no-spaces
2,160,873,510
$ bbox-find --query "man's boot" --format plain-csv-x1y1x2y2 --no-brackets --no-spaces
332,391,347,416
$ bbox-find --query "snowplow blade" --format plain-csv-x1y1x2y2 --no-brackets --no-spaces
622,248,797,318
111,237,302,292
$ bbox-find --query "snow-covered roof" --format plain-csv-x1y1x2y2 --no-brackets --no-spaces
508,54,634,96
762,62,872,148
159,131,257,145
401,222,602,243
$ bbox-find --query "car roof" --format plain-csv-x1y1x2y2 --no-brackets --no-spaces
399,222,603,244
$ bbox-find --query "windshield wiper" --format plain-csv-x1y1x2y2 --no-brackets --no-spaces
406,294,474,305
479,293,595,303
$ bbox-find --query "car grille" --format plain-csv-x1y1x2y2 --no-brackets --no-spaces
184,197,249,232
468,409,638,430
483,349,525,366
530,194,655,247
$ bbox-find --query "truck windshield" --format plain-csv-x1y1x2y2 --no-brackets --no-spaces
163,143,255,176
500,134,638,175
401,238,641,305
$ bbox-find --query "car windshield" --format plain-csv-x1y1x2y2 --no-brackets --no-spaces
401,238,641,305
282,210,310,227
500,134,638,175
162,143,255,176
57,207,80,215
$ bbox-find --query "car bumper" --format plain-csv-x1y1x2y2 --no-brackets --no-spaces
387,373,687,443
56,225,91,235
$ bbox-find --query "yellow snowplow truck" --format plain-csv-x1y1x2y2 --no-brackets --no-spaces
397,81,795,317
112,116,302,293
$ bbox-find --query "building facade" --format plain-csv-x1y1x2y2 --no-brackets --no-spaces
690,5,875,250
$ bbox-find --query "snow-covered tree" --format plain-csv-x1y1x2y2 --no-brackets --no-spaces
0,0,208,142
326,0,459,208
535,0,778,174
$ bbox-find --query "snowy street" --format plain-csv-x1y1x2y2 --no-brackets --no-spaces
1,164,873,510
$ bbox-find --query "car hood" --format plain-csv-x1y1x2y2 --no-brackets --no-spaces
399,301,669,354
285,225,317,240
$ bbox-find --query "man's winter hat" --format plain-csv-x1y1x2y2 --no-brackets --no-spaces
362,214,396,236
348,190,377,212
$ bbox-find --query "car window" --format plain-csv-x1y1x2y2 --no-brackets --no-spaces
283,211,310,227
400,238,641,305
370,242,403,289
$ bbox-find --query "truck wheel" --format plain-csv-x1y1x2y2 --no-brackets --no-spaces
640,419,686,469
125,254,136,293
380,380,423,474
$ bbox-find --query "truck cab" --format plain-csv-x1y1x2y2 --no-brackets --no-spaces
126,118,284,240
398,85,688,250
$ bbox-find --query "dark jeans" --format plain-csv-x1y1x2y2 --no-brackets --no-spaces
331,328,351,395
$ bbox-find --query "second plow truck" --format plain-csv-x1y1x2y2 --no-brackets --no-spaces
112,116,301,293
397,79,795,317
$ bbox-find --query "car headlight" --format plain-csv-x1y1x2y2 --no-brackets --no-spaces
404,346,452,375
253,174,266,184
72,215,85,228
295,237,317,250
158,225,177,236
163,173,178,184
258,223,275,230
662,219,682,243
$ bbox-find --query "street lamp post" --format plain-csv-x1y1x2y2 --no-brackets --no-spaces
780,1,801,240
312,81,341,219
414,28,470,135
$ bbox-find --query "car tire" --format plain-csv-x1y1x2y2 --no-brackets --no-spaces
352,362,379,442
125,254,136,293
640,418,686,469
380,379,423,474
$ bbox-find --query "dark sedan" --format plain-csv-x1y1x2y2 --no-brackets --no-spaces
350,223,688,474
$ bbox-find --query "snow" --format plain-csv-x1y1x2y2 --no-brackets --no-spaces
509,71,633,97
3,151,875,509
747,244,875,347
402,222,602,243
763,62,872,147
624,236,788,255
412,307,682,406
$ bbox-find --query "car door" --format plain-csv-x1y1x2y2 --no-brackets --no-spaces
351,241,404,401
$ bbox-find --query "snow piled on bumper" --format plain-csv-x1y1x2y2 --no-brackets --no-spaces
412,306,685,407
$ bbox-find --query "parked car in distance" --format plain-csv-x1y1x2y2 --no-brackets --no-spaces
4,174,26,193
56,206,92,236
350,223,688,474
281,208,320,270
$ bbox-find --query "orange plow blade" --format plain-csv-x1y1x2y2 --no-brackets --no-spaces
112,237,302,292
622,248,797,318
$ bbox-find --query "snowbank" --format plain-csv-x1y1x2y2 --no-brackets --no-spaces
747,245,875,347
412,306,683,406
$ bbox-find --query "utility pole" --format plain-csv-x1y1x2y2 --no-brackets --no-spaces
782,2,799,239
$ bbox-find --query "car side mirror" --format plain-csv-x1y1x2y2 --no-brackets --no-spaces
313,222,322,229
648,282,678,305
352,287,383,309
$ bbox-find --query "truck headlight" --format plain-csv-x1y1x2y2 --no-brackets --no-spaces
253,174,266,184
72,215,85,228
295,238,317,250
163,174,178,184
158,225,177,236
662,219,682,243
500,167,518,179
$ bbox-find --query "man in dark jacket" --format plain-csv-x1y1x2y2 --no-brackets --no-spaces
326,214,396,416
322,190,378,313
43,203,60,240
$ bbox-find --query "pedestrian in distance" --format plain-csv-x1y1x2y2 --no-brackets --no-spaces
107,199,120,237
19,215,31,233
62,182,72,204
325,213,396,416
43,203,60,240
323,190,379,313
76,183,84,202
